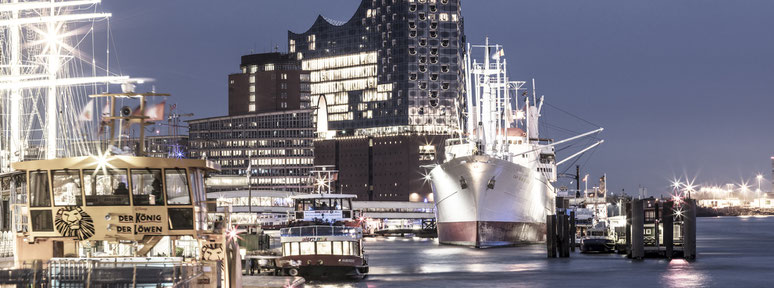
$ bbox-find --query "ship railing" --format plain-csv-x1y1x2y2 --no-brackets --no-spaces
280,225,362,238
0,257,211,286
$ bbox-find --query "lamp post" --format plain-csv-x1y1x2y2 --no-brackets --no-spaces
756,174,763,207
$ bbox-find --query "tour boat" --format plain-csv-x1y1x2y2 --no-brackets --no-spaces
277,193,369,279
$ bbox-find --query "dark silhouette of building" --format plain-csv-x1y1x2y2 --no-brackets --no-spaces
228,52,311,116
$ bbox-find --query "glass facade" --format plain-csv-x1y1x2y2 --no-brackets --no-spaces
188,110,314,193
289,0,466,135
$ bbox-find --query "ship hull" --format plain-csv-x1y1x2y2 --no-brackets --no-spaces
430,155,554,248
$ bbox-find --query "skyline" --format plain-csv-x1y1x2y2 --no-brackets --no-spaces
101,0,774,196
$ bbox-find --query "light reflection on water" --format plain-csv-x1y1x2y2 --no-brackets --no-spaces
305,217,773,288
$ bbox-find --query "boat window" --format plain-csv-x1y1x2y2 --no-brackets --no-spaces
165,168,191,205
353,241,360,256
168,208,194,230
300,242,315,255
342,241,351,256
131,169,164,206
83,169,130,206
314,199,332,210
30,171,51,207
30,210,53,232
343,199,351,210
333,241,343,255
52,170,82,206
283,242,290,256
316,241,332,255
290,242,300,256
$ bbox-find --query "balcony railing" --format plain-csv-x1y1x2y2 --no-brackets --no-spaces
280,225,361,238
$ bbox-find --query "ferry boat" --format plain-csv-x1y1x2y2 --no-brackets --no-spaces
277,193,369,279
0,91,239,287
428,38,604,247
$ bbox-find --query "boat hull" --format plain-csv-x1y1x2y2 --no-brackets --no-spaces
430,155,554,247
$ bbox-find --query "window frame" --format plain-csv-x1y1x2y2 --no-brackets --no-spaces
29,170,52,208
51,169,83,207
130,168,165,206
82,168,131,206
164,168,192,205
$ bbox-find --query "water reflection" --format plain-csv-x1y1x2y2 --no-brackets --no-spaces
305,217,773,288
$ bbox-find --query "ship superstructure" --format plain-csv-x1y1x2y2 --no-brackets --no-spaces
428,38,603,247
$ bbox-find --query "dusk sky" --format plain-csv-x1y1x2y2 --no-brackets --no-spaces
101,0,774,196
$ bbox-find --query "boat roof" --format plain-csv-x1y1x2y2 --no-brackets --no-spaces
291,193,357,200
11,155,220,171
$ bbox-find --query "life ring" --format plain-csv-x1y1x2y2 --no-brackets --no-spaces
288,268,299,276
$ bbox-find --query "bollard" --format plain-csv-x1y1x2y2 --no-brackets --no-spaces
625,200,632,255
546,215,556,258
684,199,697,260
570,210,576,252
631,199,644,259
561,214,571,257
662,201,674,259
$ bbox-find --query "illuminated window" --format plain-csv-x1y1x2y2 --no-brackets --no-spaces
250,65,257,73
264,64,274,71
289,39,296,53
300,242,315,255
290,242,299,255
439,13,449,21
308,34,316,50
249,104,255,112
249,94,255,102
419,145,436,160
281,73,288,80
316,241,332,255
131,169,163,206
84,169,130,206
52,170,82,206
165,168,190,205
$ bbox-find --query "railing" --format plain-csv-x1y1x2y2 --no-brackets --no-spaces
280,225,362,238
0,258,212,287
0,231,13,258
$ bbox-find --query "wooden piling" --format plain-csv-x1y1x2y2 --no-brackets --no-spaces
570,210,576,252
546,214,556,258
631,199,644,259
662,201,674,259
561,214,571,257
684,199,697,260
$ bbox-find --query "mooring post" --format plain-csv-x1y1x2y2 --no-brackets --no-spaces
570,210,576,252
684,199,697,260
631,199,644,259
663,201,674,259
546,214,556,258
561,213,571,257
625,200,632,256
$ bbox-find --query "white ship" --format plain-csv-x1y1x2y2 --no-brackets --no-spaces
428,38,604,247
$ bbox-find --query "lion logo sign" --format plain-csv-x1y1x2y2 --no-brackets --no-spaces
201,243,224,261
54,207,95,240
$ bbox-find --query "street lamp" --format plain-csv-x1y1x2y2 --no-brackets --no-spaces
756,174,764,207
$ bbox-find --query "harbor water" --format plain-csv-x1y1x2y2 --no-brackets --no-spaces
306,217,774,287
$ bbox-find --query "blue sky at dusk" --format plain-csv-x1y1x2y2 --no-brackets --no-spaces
101,0,774,196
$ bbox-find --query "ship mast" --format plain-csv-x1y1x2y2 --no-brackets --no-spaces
0,0,128,170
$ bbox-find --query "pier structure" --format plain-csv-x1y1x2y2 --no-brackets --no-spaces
626,198,697,260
